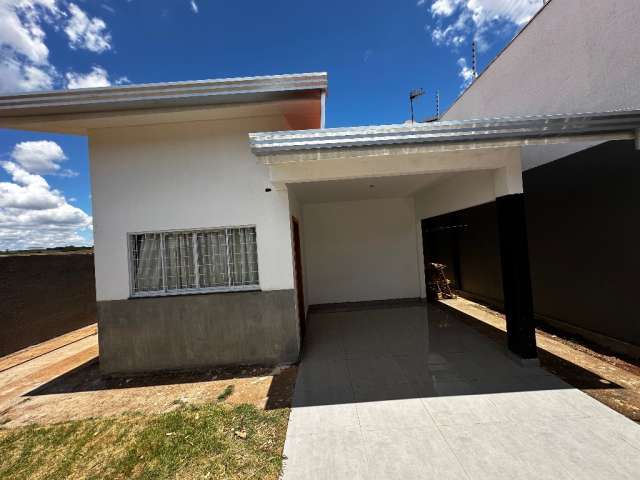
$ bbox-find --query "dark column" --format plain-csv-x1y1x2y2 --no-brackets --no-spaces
496,193,538,359
451,214,463,291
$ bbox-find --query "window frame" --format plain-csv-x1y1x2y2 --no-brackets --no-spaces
127,225,260,298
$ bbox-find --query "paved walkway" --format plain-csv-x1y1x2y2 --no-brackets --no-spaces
282,305,640,479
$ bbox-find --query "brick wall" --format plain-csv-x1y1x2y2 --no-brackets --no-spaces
0,252,96,356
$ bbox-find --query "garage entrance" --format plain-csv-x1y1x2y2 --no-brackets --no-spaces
285,162,537,361
250,112,640,360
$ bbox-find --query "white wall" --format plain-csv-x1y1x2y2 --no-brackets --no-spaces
302,198,422,305
413,170,496,221
521,142,601,171
89,116,295,301
444,0,640,120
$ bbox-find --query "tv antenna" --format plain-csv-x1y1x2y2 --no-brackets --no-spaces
409,88,425,123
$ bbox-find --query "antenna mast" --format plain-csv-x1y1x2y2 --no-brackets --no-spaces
435,90,440,120
472,41,478,79
409,88,425,123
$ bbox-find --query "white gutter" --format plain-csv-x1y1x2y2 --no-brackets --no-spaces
0,72,327,117
249,109,640,156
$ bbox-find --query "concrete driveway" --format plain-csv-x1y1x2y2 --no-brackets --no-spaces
282,305,640,479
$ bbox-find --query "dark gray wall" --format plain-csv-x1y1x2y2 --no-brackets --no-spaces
98,289,300,374
424,203,503,304
424,140,640,351
0,252,96,356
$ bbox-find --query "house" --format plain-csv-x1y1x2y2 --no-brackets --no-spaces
1,67,639,374
424,0,640,358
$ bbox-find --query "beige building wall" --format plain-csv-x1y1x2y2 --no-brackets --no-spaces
444,0,640,121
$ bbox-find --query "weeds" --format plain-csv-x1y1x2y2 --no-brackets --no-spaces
217,385,235,402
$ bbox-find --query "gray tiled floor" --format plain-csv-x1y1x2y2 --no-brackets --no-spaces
281,305,640,479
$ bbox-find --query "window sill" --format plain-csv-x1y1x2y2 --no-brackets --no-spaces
129,285,260,299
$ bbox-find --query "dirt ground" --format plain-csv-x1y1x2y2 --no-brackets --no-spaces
3,300,640,429
0,326,296,429
440,296,640,423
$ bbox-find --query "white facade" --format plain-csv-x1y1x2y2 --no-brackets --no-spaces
302,198,422,305
89,116,296,301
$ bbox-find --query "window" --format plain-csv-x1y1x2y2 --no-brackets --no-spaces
128,226,259,296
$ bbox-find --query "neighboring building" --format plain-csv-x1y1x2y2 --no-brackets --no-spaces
430,0,640,357
1,24,639,371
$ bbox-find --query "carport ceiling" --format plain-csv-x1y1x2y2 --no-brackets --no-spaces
288,172,452,204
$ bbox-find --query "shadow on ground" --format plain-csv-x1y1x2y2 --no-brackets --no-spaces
27,360,297,411
24,303,621,415
291,303,621,409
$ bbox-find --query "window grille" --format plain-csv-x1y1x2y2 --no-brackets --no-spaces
129,226,259,296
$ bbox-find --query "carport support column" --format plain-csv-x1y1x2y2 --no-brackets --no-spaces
496,194,537,359
494,161,537,360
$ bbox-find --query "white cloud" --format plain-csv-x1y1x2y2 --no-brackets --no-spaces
431,0,461,17
0,1,119,94
65,2,112,53
0,0,58,65
57,168,79,177
190,0,198,14
0,161,58,209
467,0,540,27
0,58,56,93
0,0,60,93
0,161,92,250
429,8,471,48
11,140,67,174
424,0,541,51
457,57,475,88
101,4,115,14
65,65,111,89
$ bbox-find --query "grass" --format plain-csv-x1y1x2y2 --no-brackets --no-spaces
0,402,289,480
217,385,235,402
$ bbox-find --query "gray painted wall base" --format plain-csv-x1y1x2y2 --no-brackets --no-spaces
98,289,299,375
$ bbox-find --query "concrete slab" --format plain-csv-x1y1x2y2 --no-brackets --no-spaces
281,305,640,479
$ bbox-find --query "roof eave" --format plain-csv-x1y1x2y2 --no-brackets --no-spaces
0,72,327,119
249,109,640,157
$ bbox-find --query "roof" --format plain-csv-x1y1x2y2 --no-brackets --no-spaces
249,109,640,156
0,72,327,119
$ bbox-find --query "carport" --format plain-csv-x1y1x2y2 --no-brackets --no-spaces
251,110,640,480
250,109,640,361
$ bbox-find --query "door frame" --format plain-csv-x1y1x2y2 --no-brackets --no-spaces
291,216,306,341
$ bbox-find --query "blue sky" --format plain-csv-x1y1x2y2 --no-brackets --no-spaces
0,0,543,250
